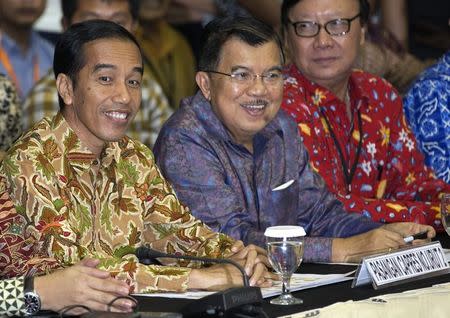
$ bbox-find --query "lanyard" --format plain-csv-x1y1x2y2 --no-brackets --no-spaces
319,107,363,194
0,44,39,98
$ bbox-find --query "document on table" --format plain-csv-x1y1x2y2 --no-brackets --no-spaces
134,271,356,299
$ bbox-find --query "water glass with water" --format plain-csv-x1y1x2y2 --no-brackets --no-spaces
265,225,306,305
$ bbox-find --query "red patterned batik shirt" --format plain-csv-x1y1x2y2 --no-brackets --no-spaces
282,64,449,230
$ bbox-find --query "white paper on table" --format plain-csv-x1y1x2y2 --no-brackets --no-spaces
261,271,355,298
133,271,356,299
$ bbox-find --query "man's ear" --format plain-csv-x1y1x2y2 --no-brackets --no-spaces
196,71,212,101
56,74,73,107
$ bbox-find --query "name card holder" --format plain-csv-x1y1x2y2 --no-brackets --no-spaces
352,241,450,290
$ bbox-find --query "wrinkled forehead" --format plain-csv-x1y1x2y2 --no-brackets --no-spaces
288,0,360,19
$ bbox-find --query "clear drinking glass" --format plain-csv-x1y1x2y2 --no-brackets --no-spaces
265,225,306,305
441,193,450,236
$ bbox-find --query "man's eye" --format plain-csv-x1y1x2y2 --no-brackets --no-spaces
298,22,314,29
329,19,346,27
99,76,112,83
233,72,251,81
265,72,282,80
128,79,141,87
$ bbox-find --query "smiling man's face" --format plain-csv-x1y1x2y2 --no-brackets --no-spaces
58,38,143,152
197,37,284,149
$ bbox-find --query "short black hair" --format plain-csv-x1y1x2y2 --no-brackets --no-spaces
198,16,285,72
281,0,370,29
61,0,140,22
53,19,143,109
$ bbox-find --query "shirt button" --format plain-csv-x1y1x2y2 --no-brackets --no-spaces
93,159,99,165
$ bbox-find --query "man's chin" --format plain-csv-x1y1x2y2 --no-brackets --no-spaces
101,131,128,143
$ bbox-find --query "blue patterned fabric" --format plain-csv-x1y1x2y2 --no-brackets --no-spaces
403,52,450,183
154,91,381,263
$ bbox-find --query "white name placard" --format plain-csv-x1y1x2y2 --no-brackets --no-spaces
352,242,450,289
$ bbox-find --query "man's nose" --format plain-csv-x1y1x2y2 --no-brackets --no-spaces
314,27,334,48
113,82,132,104
247,75,268,95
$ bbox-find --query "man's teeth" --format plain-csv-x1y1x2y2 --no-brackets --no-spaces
242,104,266,110
106,112,127,120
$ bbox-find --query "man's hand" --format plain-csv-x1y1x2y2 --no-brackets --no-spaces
227,240,276,285
188,260,274,290
332,223,435,263
35,258,134,315
382,223,435,242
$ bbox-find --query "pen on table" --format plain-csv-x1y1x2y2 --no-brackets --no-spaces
403,230,428,244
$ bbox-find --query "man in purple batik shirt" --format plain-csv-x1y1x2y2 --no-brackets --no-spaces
154,16,434,263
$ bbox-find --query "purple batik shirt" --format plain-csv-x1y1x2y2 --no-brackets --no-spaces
154,92,381,262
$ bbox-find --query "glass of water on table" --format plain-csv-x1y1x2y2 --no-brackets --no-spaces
265,225,306,305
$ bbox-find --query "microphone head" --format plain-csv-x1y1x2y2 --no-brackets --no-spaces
136,246,167,260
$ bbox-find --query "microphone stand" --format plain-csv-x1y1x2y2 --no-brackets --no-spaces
135,246,264,317
135,246,250,286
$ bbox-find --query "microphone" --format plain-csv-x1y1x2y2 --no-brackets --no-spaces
135,246,263,317
135,246,250,286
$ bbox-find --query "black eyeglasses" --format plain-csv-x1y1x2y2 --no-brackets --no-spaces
203,69,283,86
290,13,361,37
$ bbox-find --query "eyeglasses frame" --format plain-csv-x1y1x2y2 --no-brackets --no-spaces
289,13,361,38
202,69,283,86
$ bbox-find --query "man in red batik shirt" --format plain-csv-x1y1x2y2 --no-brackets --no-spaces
281,0,449,230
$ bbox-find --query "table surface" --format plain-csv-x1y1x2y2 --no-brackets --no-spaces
134,233,450,317
30,233,450,317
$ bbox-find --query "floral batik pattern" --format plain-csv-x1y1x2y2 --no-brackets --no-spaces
0,74,22,151
0,113,234,293
282,64,449,229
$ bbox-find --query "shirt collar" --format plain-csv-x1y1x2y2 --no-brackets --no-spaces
0,30,40,57
51,112,119,173
285,64,370,110
0,32,19,54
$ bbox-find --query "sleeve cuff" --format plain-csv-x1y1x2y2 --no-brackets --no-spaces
303,237,333,263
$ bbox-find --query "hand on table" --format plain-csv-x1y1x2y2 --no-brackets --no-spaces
35,258,134,315
332,223,435,262
188,240,276,290
228,240,277,285
382,222,435,245
188,259,274,290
